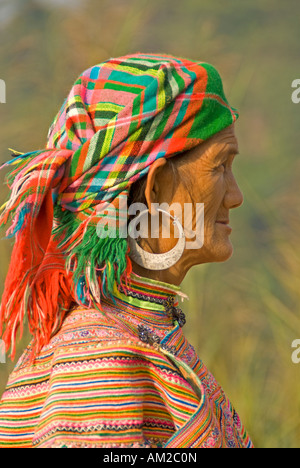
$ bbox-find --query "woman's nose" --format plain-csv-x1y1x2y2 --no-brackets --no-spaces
224,175,244,210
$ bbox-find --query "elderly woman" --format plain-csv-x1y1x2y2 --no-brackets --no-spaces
0,53,253,448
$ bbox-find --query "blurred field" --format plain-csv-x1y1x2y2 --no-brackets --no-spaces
0,0,300,448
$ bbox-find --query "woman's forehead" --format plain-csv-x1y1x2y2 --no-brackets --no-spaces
178,127,239,164
207,126,239,155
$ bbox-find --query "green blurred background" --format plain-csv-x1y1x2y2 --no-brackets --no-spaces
0,0,300,448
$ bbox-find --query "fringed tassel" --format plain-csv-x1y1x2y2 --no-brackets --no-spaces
26,267,74,362
0,210,35,360
53,206,132,309
0,234,74,362
0,203,132,361
0,150,133,362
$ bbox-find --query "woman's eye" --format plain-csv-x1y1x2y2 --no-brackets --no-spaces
216,163,226,171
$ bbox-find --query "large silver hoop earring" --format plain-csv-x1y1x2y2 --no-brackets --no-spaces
128,208,186,270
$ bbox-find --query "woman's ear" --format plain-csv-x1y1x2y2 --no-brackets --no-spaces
144,158,167,215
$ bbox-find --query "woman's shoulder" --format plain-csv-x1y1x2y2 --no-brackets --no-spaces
46,306,132,350
50,307,182,374
1,307,193,448
13,306,179,376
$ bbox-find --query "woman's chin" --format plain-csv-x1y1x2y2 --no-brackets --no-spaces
214,244,233,262
206,239,234,263
188,240,233,266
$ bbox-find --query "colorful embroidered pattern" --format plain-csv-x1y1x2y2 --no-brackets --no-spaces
0,273,253,448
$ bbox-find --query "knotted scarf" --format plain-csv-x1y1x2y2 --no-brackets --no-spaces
0,52,239,359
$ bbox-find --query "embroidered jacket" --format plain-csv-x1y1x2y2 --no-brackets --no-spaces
0,273,253,448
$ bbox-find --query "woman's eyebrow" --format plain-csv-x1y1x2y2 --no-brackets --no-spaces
215,146,239,160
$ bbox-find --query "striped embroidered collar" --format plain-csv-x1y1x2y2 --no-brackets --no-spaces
112,271,189,311
101,272,190,351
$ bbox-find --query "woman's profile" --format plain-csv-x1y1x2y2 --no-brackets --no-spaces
0,53,253,448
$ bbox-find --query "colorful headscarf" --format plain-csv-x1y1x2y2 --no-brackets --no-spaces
0,53,239,359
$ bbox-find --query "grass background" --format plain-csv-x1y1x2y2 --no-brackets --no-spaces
0,0,300,448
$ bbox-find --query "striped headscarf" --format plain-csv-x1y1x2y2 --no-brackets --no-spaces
0,52,239,359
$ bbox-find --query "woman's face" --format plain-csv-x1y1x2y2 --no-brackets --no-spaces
178,123,243,265
147,124,243,265
132,123,243,284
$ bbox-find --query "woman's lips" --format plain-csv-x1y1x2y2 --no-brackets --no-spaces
216,219,229,224
216,220,232,231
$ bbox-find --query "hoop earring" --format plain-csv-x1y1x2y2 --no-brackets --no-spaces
128,208,186,270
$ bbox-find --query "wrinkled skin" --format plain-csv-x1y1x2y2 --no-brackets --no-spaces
130,124,243,285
